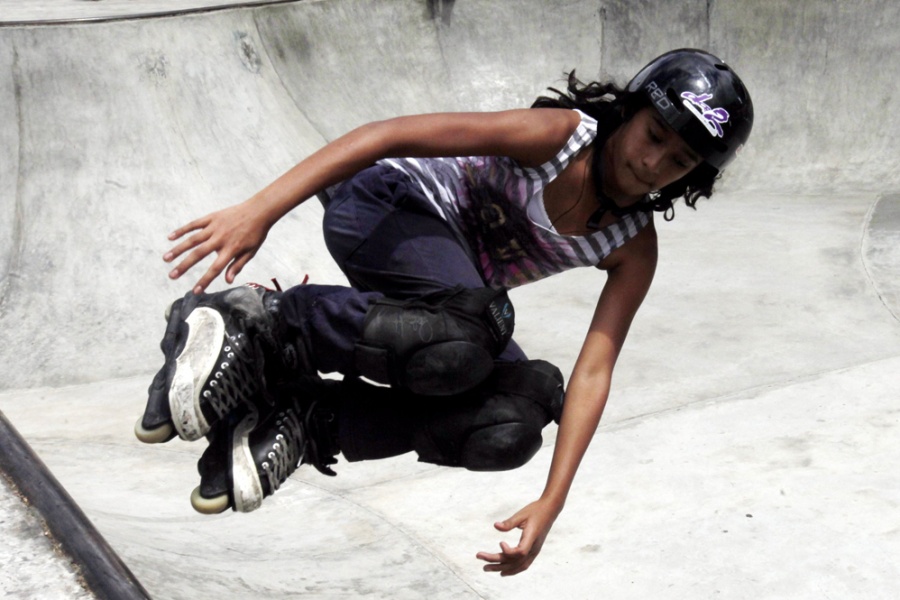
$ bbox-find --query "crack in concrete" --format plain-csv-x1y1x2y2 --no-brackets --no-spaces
1,46,26,317
251,10,329,145
597,1,605,64
429,0,456,27
429,0,453,99
860,193,900,324
297,477,489,599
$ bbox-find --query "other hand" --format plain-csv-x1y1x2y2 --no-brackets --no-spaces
476,498,561,577
164,201,270,293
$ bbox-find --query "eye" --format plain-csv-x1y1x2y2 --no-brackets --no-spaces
647,128,663,143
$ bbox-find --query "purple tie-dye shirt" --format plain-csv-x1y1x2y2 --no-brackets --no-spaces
379,110,651,289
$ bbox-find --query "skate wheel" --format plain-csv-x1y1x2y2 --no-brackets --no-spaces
133,417,175,444
190,486,230,515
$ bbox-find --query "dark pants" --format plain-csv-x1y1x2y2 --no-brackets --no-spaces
280,166,551,469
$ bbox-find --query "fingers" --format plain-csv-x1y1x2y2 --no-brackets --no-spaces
192,246,253,294
162,214,252,292
475,542,525,563
161,198,273,291
164,230,211,275
493,508,528,533
483,558,534,577
164,233,231,293
164,237,201,265
476,542,536,577
165,217,210,250
225,251,255,284
193,261,225,295
501,539,537,577
477,504,552,577
168,243,219,284
477,531,534,577
168,217,209,243
492,519,516,533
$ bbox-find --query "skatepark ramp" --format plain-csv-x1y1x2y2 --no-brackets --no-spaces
1,1,899,598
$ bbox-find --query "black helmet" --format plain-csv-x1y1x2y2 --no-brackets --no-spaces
627,48,753,174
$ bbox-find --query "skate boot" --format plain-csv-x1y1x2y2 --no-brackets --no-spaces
135,285,301,444
190,378,340,514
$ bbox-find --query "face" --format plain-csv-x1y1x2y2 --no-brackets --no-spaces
602,106,702,204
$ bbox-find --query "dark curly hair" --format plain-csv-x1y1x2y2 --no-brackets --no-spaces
532,71,718,220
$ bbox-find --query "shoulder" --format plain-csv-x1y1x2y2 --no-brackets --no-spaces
506,108,587,167
596,217,658,274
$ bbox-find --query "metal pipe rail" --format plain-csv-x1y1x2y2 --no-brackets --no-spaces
0,409,151,600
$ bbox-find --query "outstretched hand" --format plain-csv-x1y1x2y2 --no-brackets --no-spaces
476,498,561,577
164,201,271,294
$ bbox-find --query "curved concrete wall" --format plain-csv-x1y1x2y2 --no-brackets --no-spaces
0,0,897,389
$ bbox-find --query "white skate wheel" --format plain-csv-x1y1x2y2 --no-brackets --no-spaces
190,486,230,515
133,417,174,444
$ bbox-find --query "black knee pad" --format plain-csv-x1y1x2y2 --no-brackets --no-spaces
413,359,565,471
459,422,544,471
491,359,566,425
354,286,514,395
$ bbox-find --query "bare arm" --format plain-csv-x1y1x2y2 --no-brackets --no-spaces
477,220,658,576
165,109,580,292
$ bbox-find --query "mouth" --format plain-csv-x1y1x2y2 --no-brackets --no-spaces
629,164,654,188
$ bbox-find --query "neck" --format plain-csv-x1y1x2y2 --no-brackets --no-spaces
594,142,642,208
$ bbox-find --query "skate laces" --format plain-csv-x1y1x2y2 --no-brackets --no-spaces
259,404,306,493
244,274,309,293
203,331,261,418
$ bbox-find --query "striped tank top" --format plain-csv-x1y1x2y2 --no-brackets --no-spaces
379,110,651,289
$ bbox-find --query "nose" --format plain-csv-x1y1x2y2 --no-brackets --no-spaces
641,147,665,174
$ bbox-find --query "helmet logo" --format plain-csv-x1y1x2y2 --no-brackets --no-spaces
680,92,730,138
645,81,672,110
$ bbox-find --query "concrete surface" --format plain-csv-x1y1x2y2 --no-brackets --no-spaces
0,474,93,599
1,1,898,598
